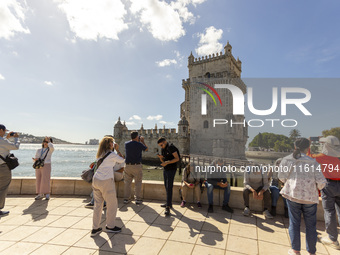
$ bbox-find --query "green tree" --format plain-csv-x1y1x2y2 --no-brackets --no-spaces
249,132,293,151
322,127,340,141
289,129,301,141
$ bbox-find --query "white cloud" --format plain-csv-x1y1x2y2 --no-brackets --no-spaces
130,0,205,41
156,59,177,67
55,0,128,41
125,121,137,126
0,74,5,80
44,81,53,86
147,115,163,120
195,26,223,56
159,120,175,126
129,115,142,120
0,0,30,39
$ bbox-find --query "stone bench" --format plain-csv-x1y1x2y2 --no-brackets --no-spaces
8,177,325,221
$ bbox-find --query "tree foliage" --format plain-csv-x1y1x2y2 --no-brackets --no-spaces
322,127,340,141
289,129,301,142
249,132,293,152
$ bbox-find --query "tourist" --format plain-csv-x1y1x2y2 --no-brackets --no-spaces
33,137,54,200
243,164,273,218
204,159,233,213
157,137,179,216
279,138,326,255
91,136,125,237
0,124,20,216
181,164,202,208
85,142,124,208
124,131,148,205
307,135,340,250
268,158,288,217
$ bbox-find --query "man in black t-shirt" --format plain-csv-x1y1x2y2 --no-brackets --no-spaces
157,137,179,216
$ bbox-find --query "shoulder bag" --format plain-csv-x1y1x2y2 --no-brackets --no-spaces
81,151,111,183
33,147,50,169
0,154,19,170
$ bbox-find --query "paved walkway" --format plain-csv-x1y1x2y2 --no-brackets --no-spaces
0,195,339,255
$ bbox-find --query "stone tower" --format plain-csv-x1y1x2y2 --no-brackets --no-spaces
181,42,248,159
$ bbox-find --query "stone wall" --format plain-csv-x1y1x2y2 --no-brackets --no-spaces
8,177,325,221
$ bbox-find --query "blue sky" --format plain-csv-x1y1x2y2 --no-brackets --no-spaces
0,0,339,144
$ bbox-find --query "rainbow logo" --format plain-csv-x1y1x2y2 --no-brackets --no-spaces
197,82,223,106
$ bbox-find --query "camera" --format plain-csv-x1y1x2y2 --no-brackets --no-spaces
10,132,16,136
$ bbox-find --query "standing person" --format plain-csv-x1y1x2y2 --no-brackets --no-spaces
181,164,202,208
307,135,340,250
91,136,125,237
204,159,234,213
157,137,180,216
243,164,273,218
33,137,54,200
268,158,288,217
0,124,20,216
279,138,327,255
124,131,148,205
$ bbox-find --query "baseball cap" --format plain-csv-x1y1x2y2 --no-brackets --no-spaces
319,136,340,146
0,124,7,131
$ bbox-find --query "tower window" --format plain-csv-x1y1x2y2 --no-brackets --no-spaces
203,120,209,129
205,72,210,78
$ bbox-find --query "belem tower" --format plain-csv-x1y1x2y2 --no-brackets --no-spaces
113,42,248,161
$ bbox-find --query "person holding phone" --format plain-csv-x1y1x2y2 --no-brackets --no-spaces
0,124,20,216
33,137,54,200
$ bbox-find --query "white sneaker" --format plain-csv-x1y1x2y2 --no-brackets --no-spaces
263,209,274,219
320,236,340,250
34,194,44,200
288,249,301,255
45,194,50,200
243,207,250,216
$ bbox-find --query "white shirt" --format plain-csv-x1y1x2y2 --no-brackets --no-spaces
94,152,125,181
35,143,54,164
0,136,20,164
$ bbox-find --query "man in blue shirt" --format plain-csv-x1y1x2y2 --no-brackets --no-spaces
124,131,148,204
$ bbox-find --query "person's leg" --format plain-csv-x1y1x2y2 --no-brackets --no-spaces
302,203,317,254
41,163,51,195
92,179,104,230
102,179,118,229
263,190,271,211
243,188,251,208
194,184,201,202
205,182,214,205
270,186,280,207
134,165,143,201
286,199,302,252
0,164,11,210
222,184,231,206
166,169,176,207
123,165,133,200
163,169,168,196
181,183,188,201
35,168,42,194
321,182,338,242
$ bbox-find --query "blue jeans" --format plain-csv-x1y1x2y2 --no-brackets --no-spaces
270,186,287,208
163,169,177,207
205,182,231,206
321,180,340,242
286,199,317,254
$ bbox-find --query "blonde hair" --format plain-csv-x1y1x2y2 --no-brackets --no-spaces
96,136,114,158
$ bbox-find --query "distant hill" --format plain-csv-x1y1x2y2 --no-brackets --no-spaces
20,133,73,144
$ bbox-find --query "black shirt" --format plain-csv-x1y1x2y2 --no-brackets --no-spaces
161,143,178,170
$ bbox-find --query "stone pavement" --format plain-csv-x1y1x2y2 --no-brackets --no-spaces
0,196,339,255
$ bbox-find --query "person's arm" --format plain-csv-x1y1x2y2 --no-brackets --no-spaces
261,171,269,192
244,170,254,191
161,151,179,167
139,137,148,152
314,161,327,190
114,143,124,158
47,142,54,153
3,135,20,151
110,152,125,164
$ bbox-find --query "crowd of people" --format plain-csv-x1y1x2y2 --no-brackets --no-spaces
0,123,339,254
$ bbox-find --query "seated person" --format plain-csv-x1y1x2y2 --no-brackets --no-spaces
268,158,288,217
180,164,202,208
243,164,273,219
204,159,233,213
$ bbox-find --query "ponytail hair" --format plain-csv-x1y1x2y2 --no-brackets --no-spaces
293,138,310,159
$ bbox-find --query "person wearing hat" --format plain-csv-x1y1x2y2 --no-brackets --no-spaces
0,124,20,216
307,135,340,250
